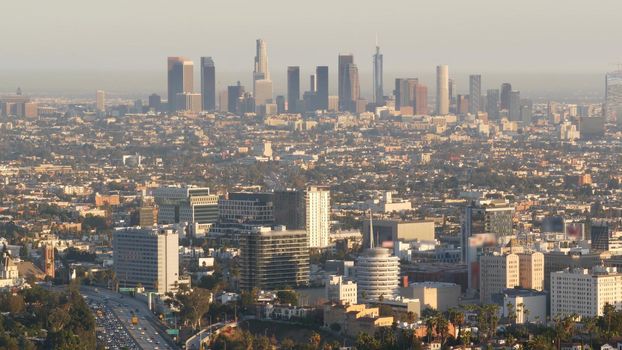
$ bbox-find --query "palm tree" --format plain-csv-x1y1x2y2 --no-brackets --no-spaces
581,316,597,350
435,315,450,346
426,316,437,343
603,302,616,341
506,302,516,324
553,314,577,350
447,308,465,339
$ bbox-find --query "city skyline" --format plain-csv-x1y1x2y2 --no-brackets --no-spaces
4,1,622,349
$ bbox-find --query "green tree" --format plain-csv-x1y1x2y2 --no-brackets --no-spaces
356,332,380,350
179,288,211,329
309,331,321,350
276,290,299,306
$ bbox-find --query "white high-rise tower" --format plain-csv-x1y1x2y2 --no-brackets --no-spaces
306,186,330,248
436,65,449,115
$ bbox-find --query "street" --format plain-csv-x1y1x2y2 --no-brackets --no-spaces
82,286,177,350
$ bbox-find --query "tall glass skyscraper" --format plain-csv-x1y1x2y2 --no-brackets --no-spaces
316,66,329,110
338,54,354,111
469,74,481,114
287,66,300,113
500,83,512,110
606,70,622,123
253,39,271,99
200,57,216,111
373,45,383,105
486,89,500,120
167,57,193,112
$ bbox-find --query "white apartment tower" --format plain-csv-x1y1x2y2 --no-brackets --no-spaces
306,186,330,248
113,226,179,294
551,267,622,319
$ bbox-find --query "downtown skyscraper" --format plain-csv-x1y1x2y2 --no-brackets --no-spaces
253,39,272,105
338,54,360,112
287,66,300,113
253,39,270,82
373,44,384,105
500,83,512,110
338,54,354,111
486,89,500,120
167,57,194,112
315,66,329,110
606,70,622,123
469,74,481,114
436,65,449,115
200,57,216,111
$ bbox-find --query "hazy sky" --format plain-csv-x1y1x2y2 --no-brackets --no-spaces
2,0,621,98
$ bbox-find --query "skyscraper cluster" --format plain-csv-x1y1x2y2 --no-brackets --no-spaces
162,39,540,123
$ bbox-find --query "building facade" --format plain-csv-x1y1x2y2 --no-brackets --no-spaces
435,65,449,115
287,66,300,113
479,253,520,304
356,247,400,302
239,226,309,290
153,186,219,235
200,57,216,111
469,74,481,114
113,226,179,294
551,267,622,318
518,252,545,291
326,275,358,305
167,56,193,112
306,186,330,248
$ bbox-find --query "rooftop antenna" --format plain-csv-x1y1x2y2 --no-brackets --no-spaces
369,208,374,249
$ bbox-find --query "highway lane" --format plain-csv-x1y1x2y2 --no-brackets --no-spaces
82,287,177,350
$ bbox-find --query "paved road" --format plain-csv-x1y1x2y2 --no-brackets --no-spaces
82,287,177,350
88,298,140,350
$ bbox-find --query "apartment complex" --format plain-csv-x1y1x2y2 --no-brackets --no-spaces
306,186,330,248
239,226,309,290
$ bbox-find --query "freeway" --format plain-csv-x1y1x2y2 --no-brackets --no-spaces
82,286,177,350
